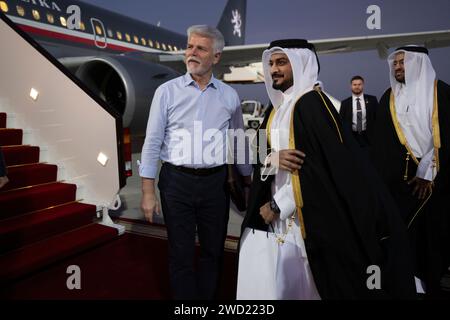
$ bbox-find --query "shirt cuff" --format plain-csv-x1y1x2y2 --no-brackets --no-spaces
416,160,435,181
416,152,436,182
138,162,158,179
273,185,296,221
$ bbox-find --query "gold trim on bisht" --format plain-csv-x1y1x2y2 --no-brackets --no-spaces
266,107,276,148
432,81,441,172
389,80,440,229
265,90,345,240
288,102,307,239
317,91,344,144
389,80,440,180
266,96,307,239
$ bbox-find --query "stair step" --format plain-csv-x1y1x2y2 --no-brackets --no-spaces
0,182,77,220
1,163,57,192
0,202,96,254
2,146,40,166
0,223,118,283
0,129,23,146
0,113,6,128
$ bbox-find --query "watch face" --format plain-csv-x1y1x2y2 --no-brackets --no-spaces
270,200,279,213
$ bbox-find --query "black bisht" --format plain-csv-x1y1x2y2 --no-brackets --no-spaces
371,80,450,297
241,90,416,299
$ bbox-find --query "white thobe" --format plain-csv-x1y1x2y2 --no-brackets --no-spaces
396,84,436,181
237,88,320,300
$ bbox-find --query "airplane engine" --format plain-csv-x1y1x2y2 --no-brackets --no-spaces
75,55,180,136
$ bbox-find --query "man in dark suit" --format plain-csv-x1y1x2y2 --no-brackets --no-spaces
340,76,378,147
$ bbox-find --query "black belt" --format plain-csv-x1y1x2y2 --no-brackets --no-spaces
163,162,225,176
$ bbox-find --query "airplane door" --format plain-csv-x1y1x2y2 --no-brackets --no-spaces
90,18,107,49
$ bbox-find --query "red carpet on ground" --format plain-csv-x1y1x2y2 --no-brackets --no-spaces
0,233,238,300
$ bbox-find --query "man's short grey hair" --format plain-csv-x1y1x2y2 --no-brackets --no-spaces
187,25,225,53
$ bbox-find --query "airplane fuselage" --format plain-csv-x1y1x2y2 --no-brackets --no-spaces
2,0,187,59
1,0,249,137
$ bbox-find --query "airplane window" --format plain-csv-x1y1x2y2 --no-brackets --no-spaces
16,5,25,17
141,38,147,46
60,16,67,27
133,35,139,44
162,43,167,51
117,31,123,40
125,33,131,42
156,41,160,49
32,9,40,20
107,29,113,38
46,13,54,24
95,25,103,36
148,39,154,48
0,1,8,13
79,21,85,31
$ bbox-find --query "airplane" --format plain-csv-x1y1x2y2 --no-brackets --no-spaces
0,0,249,138
1,0,450,141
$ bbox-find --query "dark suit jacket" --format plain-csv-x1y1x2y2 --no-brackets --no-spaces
339,94,378,136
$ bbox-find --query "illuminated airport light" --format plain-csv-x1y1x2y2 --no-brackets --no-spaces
97,152,109,166
29,88,39,101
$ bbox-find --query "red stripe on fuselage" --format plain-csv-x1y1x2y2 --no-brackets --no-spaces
18,23,138,53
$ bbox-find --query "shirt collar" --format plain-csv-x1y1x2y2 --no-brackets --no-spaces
352,93,363,100
183,72,218,89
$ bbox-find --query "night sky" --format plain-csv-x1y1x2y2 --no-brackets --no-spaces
81,0,450,104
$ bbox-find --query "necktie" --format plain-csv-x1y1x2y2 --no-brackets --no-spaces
356,97,362,133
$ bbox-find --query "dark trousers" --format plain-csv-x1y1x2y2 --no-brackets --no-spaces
158,163,228,300
352,130,369,148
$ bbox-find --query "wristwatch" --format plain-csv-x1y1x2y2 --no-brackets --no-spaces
270,199,281,214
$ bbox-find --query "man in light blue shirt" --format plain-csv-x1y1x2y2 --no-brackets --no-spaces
139,25,252,300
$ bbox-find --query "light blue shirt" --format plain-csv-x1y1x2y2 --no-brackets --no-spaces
139,73,253,179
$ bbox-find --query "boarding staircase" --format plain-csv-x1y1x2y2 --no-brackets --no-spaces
0,112,118,284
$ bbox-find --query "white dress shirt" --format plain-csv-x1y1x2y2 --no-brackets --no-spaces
139,73,252,179
352,94,367,132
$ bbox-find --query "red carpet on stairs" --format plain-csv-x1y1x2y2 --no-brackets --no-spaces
0,129,23,146
0,111,118,286
0,202,97,254
0,113,6,128
0,182,77,219
2,146,40,166
0,223,117,284
1,163,57,192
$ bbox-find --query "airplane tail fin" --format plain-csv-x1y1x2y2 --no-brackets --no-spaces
217,0,246,46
